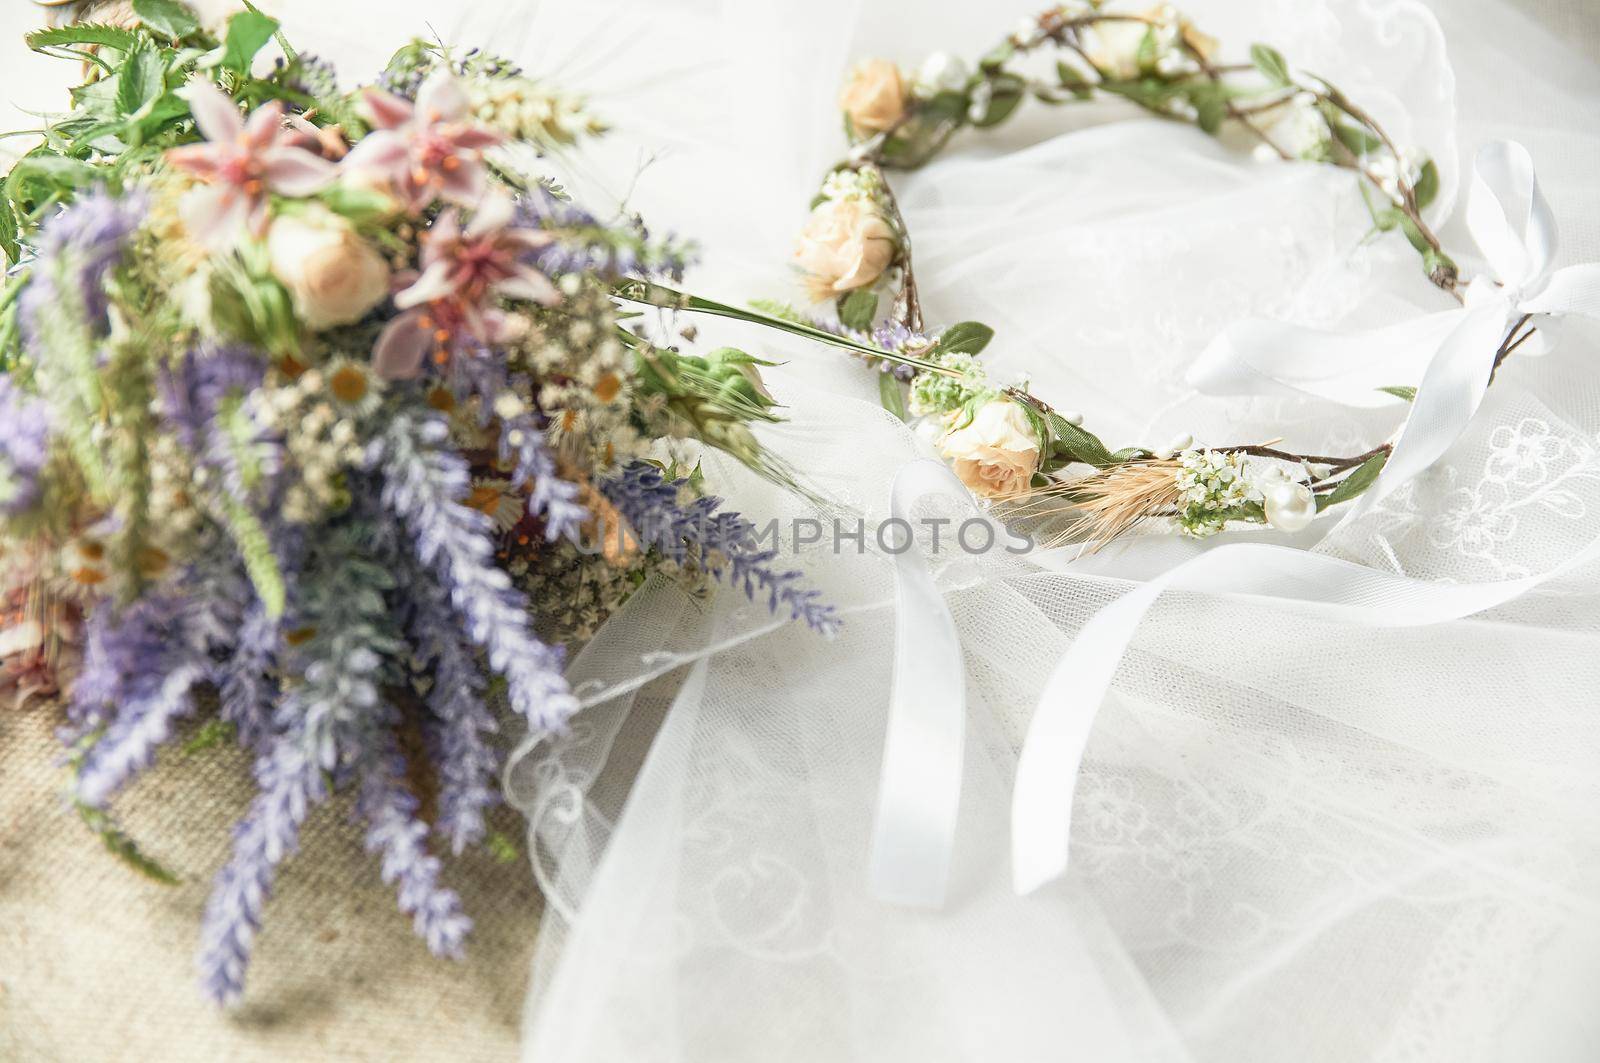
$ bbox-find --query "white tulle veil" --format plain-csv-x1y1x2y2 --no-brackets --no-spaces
257,0,1600,1058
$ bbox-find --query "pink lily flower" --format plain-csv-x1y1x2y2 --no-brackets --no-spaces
372,191,560,380
165,79,337,249
343,71,503,214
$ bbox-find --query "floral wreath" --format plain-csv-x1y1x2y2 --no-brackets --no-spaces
621,1,1563,547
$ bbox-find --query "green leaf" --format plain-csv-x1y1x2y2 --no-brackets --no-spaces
5,155,99,213
972,75,1025,128
1322,451,1388,509
1054,61,1094,100
979,42,1015,72
1412,158,1440,210
1377,385,1416,402
929,321,994,357
1046,413,1115,467
1330,118,1382,157
76,801,181,886
837,288,878,332
243,0,297,63
1101,77,1182,113
116,41,168,117
219,9,278,75
181,717,236,755
0,201,18,267
1370,207,1403,232
125,91,191,145
1192,85,1228,135
878,370,908,422
917,90,970,125
1136,29,1159,73
25,23,143,54
1249,43,1292,87
1397,214,1432,255
317,181,397,223
133,0,201,39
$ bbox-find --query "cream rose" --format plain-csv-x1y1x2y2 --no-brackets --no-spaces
939,400,1041,499
1084,7,1217,80
839,58,907,135
266,206,391,330
793,199,896,300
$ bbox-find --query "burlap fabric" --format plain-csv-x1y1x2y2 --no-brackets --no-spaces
0,702,539,1062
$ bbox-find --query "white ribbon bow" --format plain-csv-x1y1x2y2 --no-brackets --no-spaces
1189,141,1600,408
872,140,1600,906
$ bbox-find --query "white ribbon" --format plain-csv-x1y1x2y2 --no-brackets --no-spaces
869,459,970,907
1189,141,1597,407
1010,139,1600,893
870,140,1600,905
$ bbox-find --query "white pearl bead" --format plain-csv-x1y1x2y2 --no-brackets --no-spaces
1155,432,1194,460
1264,481,1317,533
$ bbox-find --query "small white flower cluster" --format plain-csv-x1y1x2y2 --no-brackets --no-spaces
909,350,987,417
818,167,882,203
521,276,648,470
1174,448,1261,538
1254,95,1333,163
253,368,371,523
1368,148,1424,205
146,432,203,554
1145,5,1204,77
469,78,604,149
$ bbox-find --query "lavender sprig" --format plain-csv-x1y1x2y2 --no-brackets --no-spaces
356,732,473,955
499,411,587,542
405,565,500,855
603,462,840,636
516,187,695,281
17,188,147,344
197,525,400,1003
0,377,51,517
372,407,578,729
197,722,325,1004
218,599,282,753
72,594,206,806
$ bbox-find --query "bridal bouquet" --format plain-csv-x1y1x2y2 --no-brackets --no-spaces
0,1,833,1002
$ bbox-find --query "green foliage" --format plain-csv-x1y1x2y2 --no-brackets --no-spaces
1053,62,1094,101
1043,411,1115,468
927,321,994,358
1249,43,1292,87
878,370,908,422
1320,451,1388,510
133,0,203,41
69,734,181,885
77,800,182,885
971,74,1025,128
1413,159,1440,211
181,717,238,755
206,247,299,357
218,9,279,75
837,289,878,332
25,23,144,56
1378,385,1417,403
486,832,520,864
0,197,19,267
